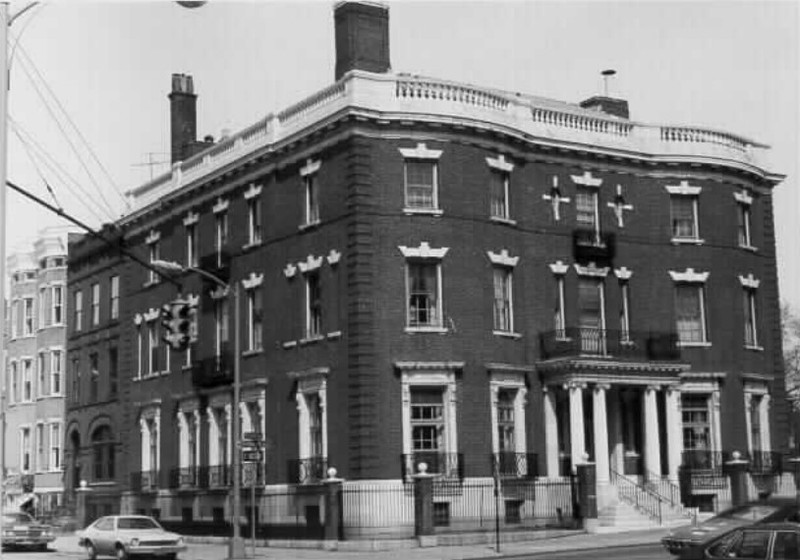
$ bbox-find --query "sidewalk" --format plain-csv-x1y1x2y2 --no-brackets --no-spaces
53,526,671,560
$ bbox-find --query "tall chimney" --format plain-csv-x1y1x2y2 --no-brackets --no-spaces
334,1,390,81
169,73,197,164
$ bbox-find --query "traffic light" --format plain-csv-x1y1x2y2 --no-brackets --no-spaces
160,299,196,351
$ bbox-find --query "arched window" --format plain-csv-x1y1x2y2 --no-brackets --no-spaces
91,426,115,481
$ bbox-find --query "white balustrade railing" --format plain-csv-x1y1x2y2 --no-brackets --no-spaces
124,71,772,218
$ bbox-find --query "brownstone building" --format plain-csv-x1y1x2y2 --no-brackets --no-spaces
65,1,786,532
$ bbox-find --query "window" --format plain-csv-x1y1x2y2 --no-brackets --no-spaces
670,195,699,240
91,283,100,325
49,423,61,471
51,350,62,395
404,160,438,210
89,353,99,402
305,173,320,225
497,389,515,452
247,288,263,352
619,280,631,342
108,347,118,398
576,187,599,237
10,299,18,338
22,358,32,401
186,222,198,267
9,361,18,404
407,261,442,329
749,395,762,451
214,297,230,359
682,393,712,463
215,211,228,268
52,285,63,325
492,267,513,332
307,393,324,458
74,291,83,331
295,376,328,482
148,321,161,374
737,201,752,248
21,427,31,472
743,287,758,347
675,284,708,343
38,287,46,329
490,170,510,220
306,271,322,338
109,276,119,320
410,388,448,474
36,424,45,472
247,197,262,245
71,358,80,403
578,277,605,353
92,426,115,481
38,352,47,397
551,267,567,338
148,240,160,284
23,297,34,335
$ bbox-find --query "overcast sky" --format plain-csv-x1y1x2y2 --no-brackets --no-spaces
5,0,799,308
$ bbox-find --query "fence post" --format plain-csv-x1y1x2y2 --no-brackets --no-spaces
725,451,750,508
75,480,89,529
576,458,598,533
322,468,344,550
413,462,437,547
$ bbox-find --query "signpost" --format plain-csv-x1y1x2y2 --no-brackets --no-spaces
241,433,264,557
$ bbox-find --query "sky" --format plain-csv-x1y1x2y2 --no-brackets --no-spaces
4,0,799,308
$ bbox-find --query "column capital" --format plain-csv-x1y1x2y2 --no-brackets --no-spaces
666,385,681,397
594,383,611,393
645,384,661,393
564,381,587,391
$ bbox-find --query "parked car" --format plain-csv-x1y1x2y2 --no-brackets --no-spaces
78,515,186,560
700,522,800,559
662,497,800,559
1,511,56,551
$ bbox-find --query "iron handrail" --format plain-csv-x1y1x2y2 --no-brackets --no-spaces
610,468,664,524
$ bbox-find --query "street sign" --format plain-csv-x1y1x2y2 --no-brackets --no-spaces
242,450,263,463
244,432,264,441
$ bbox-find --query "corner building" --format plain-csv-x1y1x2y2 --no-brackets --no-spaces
65,1,787,530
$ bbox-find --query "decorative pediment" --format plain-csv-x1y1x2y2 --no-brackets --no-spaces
213,197,229,214
487,249,519,267
549,260,569,275
242,272,264,289
210,286,229,300
398,242,449,259
298,255,324,273
145,230,160,244
486,154,514,173
665,180,702,196
327,250,341,266
143,308,160,322
614,267,633,280
734,189,753,205
738,273,760,289
669,268,709,283
574,262,609,277
244,183,262,200
300,158,322,177
183,212,199,226
571,171,602,187
398,143,442,160
287,366,330,380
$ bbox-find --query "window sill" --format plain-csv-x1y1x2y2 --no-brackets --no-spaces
745,344,764,352
671,237,705,246
405,326,449,334
282,340,298,349
490,216,517,227
143,280,161,289
299,220,321,232
242,241,263,252
242,349,264,358
493,330,522,339
677,341,712,348
403,207,443,217
326,331,342,340
739,244,759,253
299,335,325,346
88,480,117,488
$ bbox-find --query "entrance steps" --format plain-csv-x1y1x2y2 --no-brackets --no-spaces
600,475,696,532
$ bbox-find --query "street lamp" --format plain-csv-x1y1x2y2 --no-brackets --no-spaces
151,259,245,560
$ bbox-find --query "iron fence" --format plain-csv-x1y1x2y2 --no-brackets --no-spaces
287,457,328,484
492,453,537,479
401,453,464,481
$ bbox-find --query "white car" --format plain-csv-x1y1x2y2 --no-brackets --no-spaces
78,515,186,560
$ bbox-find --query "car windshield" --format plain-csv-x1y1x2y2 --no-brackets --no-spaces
716,505,780,521
117,517,162,530
3,513,34,524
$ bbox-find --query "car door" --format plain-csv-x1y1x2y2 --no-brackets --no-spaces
771,530,800,559
705,528,773,559
92,517,114,555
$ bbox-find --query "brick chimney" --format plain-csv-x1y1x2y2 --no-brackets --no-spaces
579,96,630,119
169,73,197,164
334,1,390,81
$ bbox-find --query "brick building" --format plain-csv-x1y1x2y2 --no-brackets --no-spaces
65,1,786,530
5,227,76,515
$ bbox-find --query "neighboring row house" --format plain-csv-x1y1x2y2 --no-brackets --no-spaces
64,1,786,528
5,227,76,515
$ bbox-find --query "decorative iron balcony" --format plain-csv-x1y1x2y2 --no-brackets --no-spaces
539,328,680,361
401,452,464,481
287,457,328,484
191,350,233,388
749,451,783,475
205,465,231,488
130,470,158,492
168,467,200,489
573,230,615,265
491,452,537,479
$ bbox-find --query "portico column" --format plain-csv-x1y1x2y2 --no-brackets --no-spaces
177,412,188,469
207,407,219,465
568,382,586,471
759,394,771,453
544,386,560,477
611,389,624,473
644,385,662,478
139,418,150,471
593,384,610,483
665,386,683,482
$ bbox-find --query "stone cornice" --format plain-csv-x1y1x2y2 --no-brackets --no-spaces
536,357,690,377
394,361,465,372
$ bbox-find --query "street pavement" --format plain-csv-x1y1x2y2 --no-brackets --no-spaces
34,526,671,560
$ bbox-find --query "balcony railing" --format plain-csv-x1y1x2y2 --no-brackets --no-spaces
491,452,537,479
191,351,233,388
287,457,328,484
573,230,615,265
401,452,464,481
539,328,681,361
168,467,200,489
130,470,158,492
749,451,783,475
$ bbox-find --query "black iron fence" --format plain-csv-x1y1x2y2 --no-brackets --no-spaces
287,456,328,484
401,452,464,481
539,328,680,361
492,453,537,479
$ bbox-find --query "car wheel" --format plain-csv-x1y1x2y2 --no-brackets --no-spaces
86,541,97,560
115,544,128,560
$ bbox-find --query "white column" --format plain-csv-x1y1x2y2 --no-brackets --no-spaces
296,393,309,458
665,386,683,481
257,397,265,434
568,383,586,470
644,385,662,478
611,389,624,473
544,387,560,477
760,394,771,452
744,393,754,452
711,391,722,454
207,407,219,466
515,387,528,454
490,386,500,454
319,381,329,458
177,412,188,469
240,402,253,435
192,410,201,468
593,384,610,483
139,418,150,471
153,411,161,473
224,403,232,465
445,381,458,454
